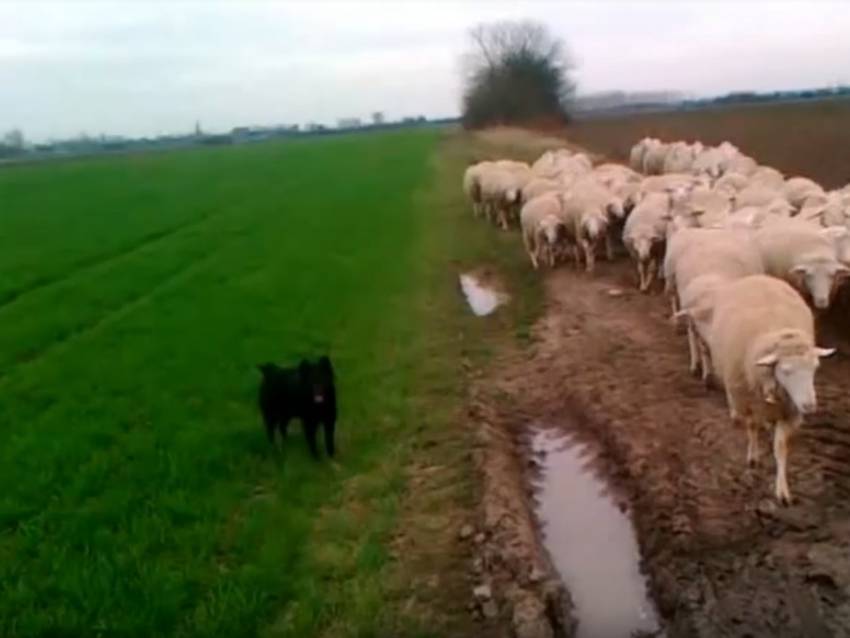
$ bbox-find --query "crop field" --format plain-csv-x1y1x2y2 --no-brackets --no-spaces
0,129,506,637
566,98,850,189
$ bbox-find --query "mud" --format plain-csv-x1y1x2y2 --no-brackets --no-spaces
530,427,660,638
470,258,850,638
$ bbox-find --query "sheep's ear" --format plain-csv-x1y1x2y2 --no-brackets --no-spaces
756,353,778,367
816,347,836,358
789,264,809,277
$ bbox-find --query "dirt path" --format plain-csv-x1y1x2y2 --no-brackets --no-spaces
474,257,850,637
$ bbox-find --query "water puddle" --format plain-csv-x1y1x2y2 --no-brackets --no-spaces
531,427,661,638
459,271,508,316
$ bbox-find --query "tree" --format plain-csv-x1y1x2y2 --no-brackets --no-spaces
461,20,575,129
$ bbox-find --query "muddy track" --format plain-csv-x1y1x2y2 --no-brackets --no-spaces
474,257,850,638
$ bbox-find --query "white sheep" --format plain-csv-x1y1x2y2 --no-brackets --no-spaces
674,186,733,228
663,142,696,174
753,218,849,309
734,184,789,213
629,138,657,173
642,140,668,175
749,166,785,190
783,177,825,212
622,191,672,291
479,167,525,230
560,180,615,273
707,274,834,503
670,230,764,382
462,161,493,217
520,192,569,269
521,176,568,205
713,172,750,198
798,192,848,227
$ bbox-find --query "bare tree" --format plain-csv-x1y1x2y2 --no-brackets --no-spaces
461,20,575,129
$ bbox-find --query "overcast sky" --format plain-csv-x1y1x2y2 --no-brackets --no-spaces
2,1,849,142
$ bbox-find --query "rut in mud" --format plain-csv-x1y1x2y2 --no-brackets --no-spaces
472,257,850,638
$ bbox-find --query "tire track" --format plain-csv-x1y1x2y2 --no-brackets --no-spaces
0,209,217,312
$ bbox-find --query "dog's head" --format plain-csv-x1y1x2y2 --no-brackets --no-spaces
299,356,334,405
257,362,280,378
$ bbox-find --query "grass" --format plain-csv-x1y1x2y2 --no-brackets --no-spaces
564,97,850,189
0,127,546,638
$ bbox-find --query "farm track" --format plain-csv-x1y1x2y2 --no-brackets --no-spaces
475,255,850,637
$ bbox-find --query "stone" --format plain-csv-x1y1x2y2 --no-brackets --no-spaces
459,524,475,540
473,583,492,601
481,599,499,619
474,532,487,544
512,595,554,638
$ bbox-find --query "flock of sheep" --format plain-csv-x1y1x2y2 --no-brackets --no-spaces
463,138,850,504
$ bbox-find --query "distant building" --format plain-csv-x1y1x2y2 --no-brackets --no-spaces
337,117,362,129
371,111,384,126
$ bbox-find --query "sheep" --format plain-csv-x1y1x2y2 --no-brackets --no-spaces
479,167,525,230
783,177,825,212
670,231,764,382
749,166,785,190
691,148,724,179
638,173,699,201
713,172,750,198
520,192,569,269
521,176,565,205
663,142,696,174
753,218,849,309
798,192,848,227
820,226,850,265
463,161,492,217
552,154,593,180
723,154,758,177
622,192,672,291
642,140,668,175
734,184,789,212
707,274,834,503
629,138,658,173
674,186,733,228
560,180,615,273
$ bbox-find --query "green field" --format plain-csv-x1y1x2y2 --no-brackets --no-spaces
0,128,544,637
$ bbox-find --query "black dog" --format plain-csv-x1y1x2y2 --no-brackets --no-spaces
257,356,337,458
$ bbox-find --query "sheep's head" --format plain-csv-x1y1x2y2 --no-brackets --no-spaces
756,335,834,414
789,261,850,309
540,214,566,246
582,210,608,241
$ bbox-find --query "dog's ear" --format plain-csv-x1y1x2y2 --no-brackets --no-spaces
318,355,333,374
257,363,274,376
298,359,312,378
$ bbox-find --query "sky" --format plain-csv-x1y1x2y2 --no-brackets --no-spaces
1,1,849,142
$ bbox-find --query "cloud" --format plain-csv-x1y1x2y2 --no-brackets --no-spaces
0,1,848,141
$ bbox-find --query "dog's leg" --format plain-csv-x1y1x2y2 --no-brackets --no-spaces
262,410,276,445
323,419,336,458
304,421,320,458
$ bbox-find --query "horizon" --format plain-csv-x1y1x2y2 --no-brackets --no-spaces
2,1,849,143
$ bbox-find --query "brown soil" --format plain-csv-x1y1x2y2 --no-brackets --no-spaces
471,257,850,638
564,99,850,189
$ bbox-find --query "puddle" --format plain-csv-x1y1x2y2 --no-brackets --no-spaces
531,427,661,638
459,272,508,316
